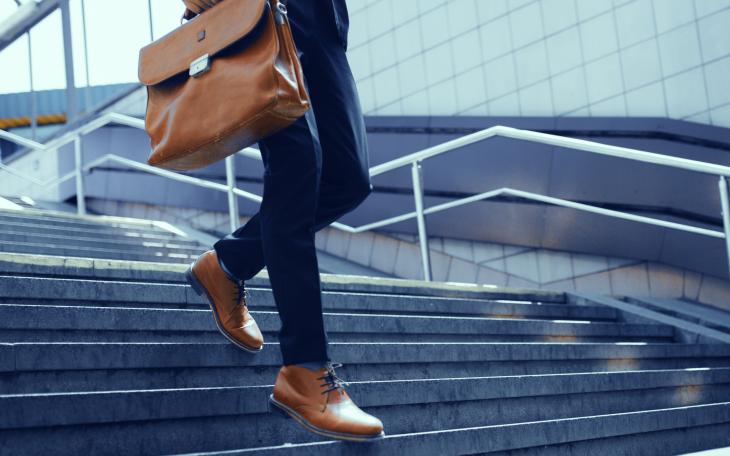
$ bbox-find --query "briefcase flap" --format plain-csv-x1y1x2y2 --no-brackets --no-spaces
138,0,268,86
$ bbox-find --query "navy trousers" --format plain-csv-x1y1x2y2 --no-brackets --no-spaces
213,0,372,366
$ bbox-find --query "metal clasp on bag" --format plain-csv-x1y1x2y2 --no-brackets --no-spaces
274,1,287,24
189,54,211,77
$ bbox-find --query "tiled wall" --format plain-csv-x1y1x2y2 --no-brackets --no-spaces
346,0,730,127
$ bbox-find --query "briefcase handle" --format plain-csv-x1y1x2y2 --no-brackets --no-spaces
181,0,287,23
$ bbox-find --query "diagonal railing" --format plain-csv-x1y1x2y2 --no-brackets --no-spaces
1,112,730,281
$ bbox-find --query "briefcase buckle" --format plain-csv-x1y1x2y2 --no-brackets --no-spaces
189,54,211,78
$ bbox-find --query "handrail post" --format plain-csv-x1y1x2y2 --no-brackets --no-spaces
719,176,730,279
73,135,86,215
411,161,432,281
225,155,239,233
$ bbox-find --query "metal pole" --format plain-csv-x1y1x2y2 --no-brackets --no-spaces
719,176,730,279
26,31,37,140
225,155,239,232
411,161,432,281
147,0,155,41
80,0,92,114
60,0,77,123
74,135,86,215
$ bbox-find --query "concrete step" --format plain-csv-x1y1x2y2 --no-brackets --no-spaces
0,225,202,248
4,341,727,378
0,252,566,303
1,396,728,455
2,368,728,430
0,231,205,255
0,242,197,263
0,276,614,321
0,220,194,242
0,304,674,343
0,210,173,234
626,296,730,334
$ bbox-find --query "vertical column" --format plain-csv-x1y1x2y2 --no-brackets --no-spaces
74,135,86,215
411,161,432,282
225,155,239,233
60,0,77,123
718,176,730,279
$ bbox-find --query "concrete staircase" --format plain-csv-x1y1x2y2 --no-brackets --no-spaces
0,211,729,455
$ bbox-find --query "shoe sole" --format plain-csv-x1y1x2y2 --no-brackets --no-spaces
268,394,385,442
185,261,264,354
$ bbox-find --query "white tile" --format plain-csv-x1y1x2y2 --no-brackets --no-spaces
506,274,541,289
621,39,663,90
705,55,730,108
590,95,627,115
393,20,423,61
401,89,431,115
398,55,428,94
579,12,619,61
430,250,453,282
447,257,479,283
484,54,518,97
514,41,550,86
473,242,505,263
475,0,509,22
509,2,544,48
345,231,375,266
487,91,521,115
447,0,479,36
664,68,709,117
683,110,711,123
369,235,400,274
551,67,589,114
537,249,575,283
479,16,513,61
625,82,667,116
325,228,351,257
424,42,455,86
451,29,482,74
365,1,394,37
572,253,608,276
610,263,651,296
442,238,474,261
576,0,613,20
420,4,451,48
653,0,696,33
575,270,613,294
390,2,420,28
697,8,730,61
683,270,702,300
505,250,541,283
356,77,377,112
546,27,583,74
694,0,730,17
518,80,555,115
372,66,401,106
428,79,459,115
710,103,730,128
459,102,490,115
657,23,702,76
584,54,624,103
347,46,371,80
541,0,578,34
369,33,397,73
455,66,488,112
698,275,730,311
476,265,509,287
393,241,424,280
615,0,657,48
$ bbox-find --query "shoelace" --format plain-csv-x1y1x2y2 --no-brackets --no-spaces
231,279,249,308
317,362,348,395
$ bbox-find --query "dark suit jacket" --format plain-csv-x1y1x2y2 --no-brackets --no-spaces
330,0,349,51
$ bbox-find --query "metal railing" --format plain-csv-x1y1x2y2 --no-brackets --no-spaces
1,112,730,281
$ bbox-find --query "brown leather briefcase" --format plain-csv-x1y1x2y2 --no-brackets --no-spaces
138,0,310,171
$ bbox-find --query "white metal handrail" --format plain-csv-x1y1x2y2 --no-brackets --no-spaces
1,112,729,281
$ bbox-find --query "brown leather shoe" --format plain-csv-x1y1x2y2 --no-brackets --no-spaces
269,362,384,442
185,250,264,353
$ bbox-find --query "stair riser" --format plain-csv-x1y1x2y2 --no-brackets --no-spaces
0,329,671,344
482,423,730,456
0,214,170,234
0,244,195,263
0,233,204,254
0,306,673,338
5,343,729,373
0,226,201,245
2,393,729,456
5,358,730,394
